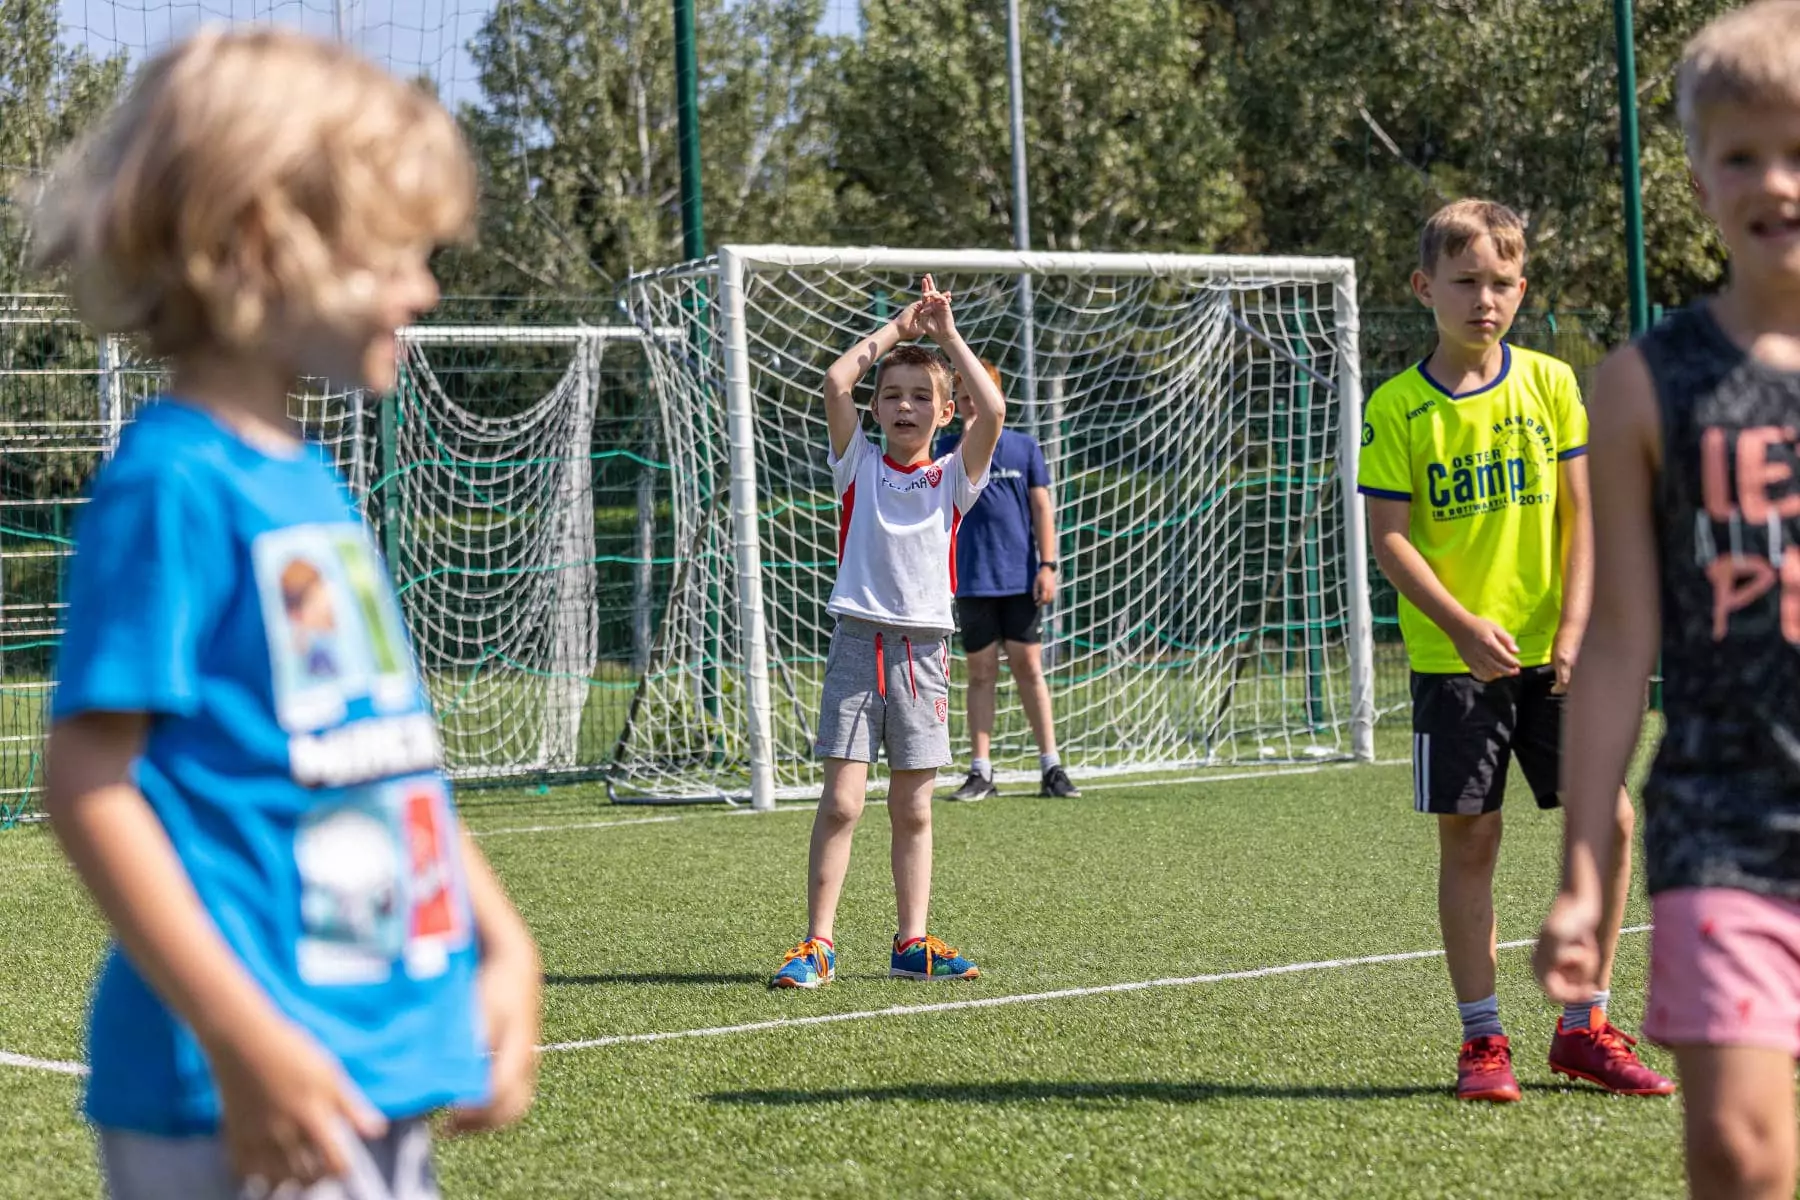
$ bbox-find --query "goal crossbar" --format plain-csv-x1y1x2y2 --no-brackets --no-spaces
637,246,1357,284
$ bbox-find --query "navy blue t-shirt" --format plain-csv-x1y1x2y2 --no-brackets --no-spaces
934,427,1050,597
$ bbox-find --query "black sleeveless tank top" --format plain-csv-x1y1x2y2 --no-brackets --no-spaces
1641,303,1800,899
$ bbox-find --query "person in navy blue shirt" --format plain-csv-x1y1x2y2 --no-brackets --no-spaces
31,29,540,1199
935,359,1080,799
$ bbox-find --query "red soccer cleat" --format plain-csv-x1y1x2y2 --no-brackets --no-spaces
1457,1034,1523,1103
1548,1009,1677,1096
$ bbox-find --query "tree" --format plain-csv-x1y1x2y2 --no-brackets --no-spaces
0,0,126,513
0,0,127,290
1221,0,1734,312
442,0,841,306
833,0,1248,253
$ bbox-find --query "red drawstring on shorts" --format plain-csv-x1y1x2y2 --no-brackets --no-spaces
874,633,886,699
873,632,919,701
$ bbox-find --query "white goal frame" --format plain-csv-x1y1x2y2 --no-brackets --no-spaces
640,245,1377,811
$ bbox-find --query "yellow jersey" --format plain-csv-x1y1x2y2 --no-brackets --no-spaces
1356,344,1588,674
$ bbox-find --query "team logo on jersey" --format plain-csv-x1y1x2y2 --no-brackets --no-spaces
925,465,943,488
934,696,948,724
1423,416,1556,521
1362,421,1375,446
1497,425,1546,495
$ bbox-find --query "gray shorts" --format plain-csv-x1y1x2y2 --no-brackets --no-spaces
814,617,952,770
99,1120,437,1200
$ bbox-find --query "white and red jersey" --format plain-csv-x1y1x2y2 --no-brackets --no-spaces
825,432,988,634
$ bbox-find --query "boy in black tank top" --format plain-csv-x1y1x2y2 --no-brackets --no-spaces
1537,4,1800,1194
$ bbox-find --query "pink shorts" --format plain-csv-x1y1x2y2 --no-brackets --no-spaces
1645,887,1800,1055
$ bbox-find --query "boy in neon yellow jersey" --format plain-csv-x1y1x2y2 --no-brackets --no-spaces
1359,199,1671,1104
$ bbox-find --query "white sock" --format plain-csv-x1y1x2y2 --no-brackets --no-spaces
971,758,992,781
1457,994,1503,1041
1040,752,1061,772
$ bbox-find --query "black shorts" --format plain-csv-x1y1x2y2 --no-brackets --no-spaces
956,593,1042,654
1411,665,1562,816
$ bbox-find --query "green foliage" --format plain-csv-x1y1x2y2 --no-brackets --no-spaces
438,0,1736,312
834,0,1247,252
0,0,126,289
441,0,841,299
0,0,1746,314
1221,0,1734,309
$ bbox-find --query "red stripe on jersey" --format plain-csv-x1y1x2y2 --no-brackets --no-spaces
838,480,856,562
949,506,963,594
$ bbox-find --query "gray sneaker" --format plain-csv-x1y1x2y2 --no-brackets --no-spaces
946,771,997,801
1039,766,1081,798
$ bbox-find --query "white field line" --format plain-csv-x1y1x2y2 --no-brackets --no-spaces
470,759,1411,838
0,924,1652,1077
537,924,1652,1054
0,1050,86,1076
1064,758,1408,793
473,812,739,838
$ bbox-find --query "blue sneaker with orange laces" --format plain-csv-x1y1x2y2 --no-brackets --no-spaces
890,934,980,980
770,937,835,989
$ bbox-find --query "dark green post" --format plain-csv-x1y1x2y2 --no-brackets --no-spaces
674,0,705,262
1615,0,1650,336
1293,304,1325,727
1649,300,1666,715
380,388,401,583
672,0,720,732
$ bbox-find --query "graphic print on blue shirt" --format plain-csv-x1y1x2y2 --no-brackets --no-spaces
254,524,418,733
294,774,470,986
51,400,487,1136
935,427,1050,597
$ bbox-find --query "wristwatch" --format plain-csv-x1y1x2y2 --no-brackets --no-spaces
1039,561,1059,573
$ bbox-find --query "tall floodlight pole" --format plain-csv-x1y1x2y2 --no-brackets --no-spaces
1005,0,1040,432
1614,0,1649,335
674,0,706,260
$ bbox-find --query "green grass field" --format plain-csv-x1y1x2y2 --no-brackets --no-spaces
0,724,1688,1199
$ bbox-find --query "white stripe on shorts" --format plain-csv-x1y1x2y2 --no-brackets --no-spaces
1413,733,1431,812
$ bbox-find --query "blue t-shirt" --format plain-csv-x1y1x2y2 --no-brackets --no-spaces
934,427,1050,598
52,400,489,1136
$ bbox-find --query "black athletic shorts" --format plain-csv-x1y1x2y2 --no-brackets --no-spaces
955,593,1042,654
1410,664,1562,816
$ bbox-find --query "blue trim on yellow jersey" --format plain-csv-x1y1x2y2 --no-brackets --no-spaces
1417,343,1512,401
1356,485,1413,501
1557,445,1589,461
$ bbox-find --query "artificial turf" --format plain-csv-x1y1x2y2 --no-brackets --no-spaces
0,731,1687,1198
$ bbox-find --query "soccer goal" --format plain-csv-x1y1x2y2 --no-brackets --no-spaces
623,247,1376,809
0,314,665,823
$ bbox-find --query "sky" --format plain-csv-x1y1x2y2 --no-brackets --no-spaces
57,0,863,111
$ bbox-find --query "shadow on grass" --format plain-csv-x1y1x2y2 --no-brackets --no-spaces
705,1080,1581,1106
545,971,769,987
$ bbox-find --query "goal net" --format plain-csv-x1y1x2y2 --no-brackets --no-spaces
624,247,1375,808
0,316,655,823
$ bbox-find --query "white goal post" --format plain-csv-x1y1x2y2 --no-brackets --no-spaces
626,246,1377,811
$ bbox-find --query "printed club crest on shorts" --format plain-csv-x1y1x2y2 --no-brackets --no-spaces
934,695,948,723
